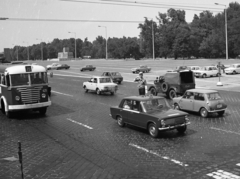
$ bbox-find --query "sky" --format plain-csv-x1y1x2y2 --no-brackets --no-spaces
0,0,239,52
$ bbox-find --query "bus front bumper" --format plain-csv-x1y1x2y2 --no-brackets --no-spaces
8,101,52,111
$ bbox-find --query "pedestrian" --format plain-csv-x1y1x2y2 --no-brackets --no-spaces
134,72,147,96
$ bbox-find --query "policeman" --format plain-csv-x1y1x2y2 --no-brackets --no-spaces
134,72,147,96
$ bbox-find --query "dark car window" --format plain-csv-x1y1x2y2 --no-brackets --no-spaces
183,92,194,99
194,93,205,101
93,78,97,83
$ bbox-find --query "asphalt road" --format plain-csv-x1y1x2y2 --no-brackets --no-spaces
1,60,240,179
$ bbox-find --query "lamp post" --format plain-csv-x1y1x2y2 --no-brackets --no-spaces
144,17,155,60
12,44,18,61
215,3,228,60
98,26,108,60
36,39,43,60
22,41,29,61
68,32,76,60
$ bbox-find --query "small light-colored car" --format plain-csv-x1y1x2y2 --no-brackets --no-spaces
83,76,118,95
187,66,201,73
225,64,240,74
110,95,190,138
46,63,62,70
194,66,221,78
131,65,151,73
173,89,227,118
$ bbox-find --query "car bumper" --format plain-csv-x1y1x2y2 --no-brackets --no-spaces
8,101,51,111
158,122,190,131
208,108,227,113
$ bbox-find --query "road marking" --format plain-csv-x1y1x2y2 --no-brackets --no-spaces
210,127,240,136
207,170,240,179
129,143,188,167
52,90,73,97
66,118,93,129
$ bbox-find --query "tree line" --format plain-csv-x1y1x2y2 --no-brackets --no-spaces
10,2,240,61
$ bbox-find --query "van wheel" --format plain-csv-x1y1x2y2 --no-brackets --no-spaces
161,82,168,93
149,87,157,96
39,107,47,115
168,89,176,99
200,107,208,118
96,89,101,95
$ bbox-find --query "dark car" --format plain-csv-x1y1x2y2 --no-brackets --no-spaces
109,95,190,138
80,65,96,72
101,72,123,84
59,64,70,69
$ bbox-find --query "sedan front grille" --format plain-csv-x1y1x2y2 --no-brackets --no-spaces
17,86,43,104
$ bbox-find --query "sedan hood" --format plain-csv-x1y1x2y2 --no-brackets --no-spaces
148,108,187,119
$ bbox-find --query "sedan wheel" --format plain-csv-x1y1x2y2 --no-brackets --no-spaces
200,107,208,118
84,86,88,93
148,123,159,138
117,116,125,127
96,89,101,95
202,74,207,78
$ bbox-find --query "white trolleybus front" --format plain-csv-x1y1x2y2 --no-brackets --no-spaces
0,64,51,117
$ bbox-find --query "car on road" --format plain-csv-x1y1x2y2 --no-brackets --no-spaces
109,95,190,138
225,64,240,74
46,63,69,70
131,65,151,73
187,66,200,73
101,72,123,84
173,89,227,118
194,66,221,78
83,76,118,95
148,70,195,99
80,65,96,72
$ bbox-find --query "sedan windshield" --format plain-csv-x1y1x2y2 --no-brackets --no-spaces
207,93,221,101
142,98,170,112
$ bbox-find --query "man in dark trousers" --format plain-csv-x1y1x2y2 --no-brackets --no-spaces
134,72,147,96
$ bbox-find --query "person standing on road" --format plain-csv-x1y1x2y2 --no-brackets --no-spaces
134,72,147,96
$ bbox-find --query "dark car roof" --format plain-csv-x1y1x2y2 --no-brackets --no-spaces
123,95,164,101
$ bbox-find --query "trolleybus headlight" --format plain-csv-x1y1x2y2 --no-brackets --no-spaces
42,93,46,98
15,96,20,101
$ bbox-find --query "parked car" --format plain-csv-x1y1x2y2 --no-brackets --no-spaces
187,66,201,73
148,70,195,99
101,72,123,84
173,89,227,118
174,66,188,71
194,66,221,78
109,95,190,138
80,65,96,71
131,65,151,73
83,76,118,95
225,64,240,74
46,63,62,70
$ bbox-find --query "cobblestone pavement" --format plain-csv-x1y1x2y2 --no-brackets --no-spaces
1,60,240,179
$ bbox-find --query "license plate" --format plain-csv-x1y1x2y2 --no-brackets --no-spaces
217,104,222,108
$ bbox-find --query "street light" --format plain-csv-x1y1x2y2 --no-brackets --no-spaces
98,26,108,60
144,17,155,60
68,31,76,60
22,41,29,61
215,3,228,60
12,44,18,61
36,38,43,60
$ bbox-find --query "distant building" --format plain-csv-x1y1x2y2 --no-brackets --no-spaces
58,47,74,61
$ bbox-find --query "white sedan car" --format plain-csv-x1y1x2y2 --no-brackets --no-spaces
225,64,240,74
46,63,62,70
83,76,118,95
194,66,221,78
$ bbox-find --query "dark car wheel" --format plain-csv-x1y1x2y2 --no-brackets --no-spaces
174,103,180,110
168,89,177,99
96,89,101,95
200,107,208,118
149,87,157,96
161,82,168,93
84,86,88,93
177,126,187,134
148,123,159,138
117,116,125,127
218,111,225,116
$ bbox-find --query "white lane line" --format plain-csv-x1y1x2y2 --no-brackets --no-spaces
210,127,240,136
52,90,73,97
237,163,240,166
129,143,188,167
66,118,93,129
207,170,240,179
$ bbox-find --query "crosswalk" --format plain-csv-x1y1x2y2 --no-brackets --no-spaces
207,164,240,179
